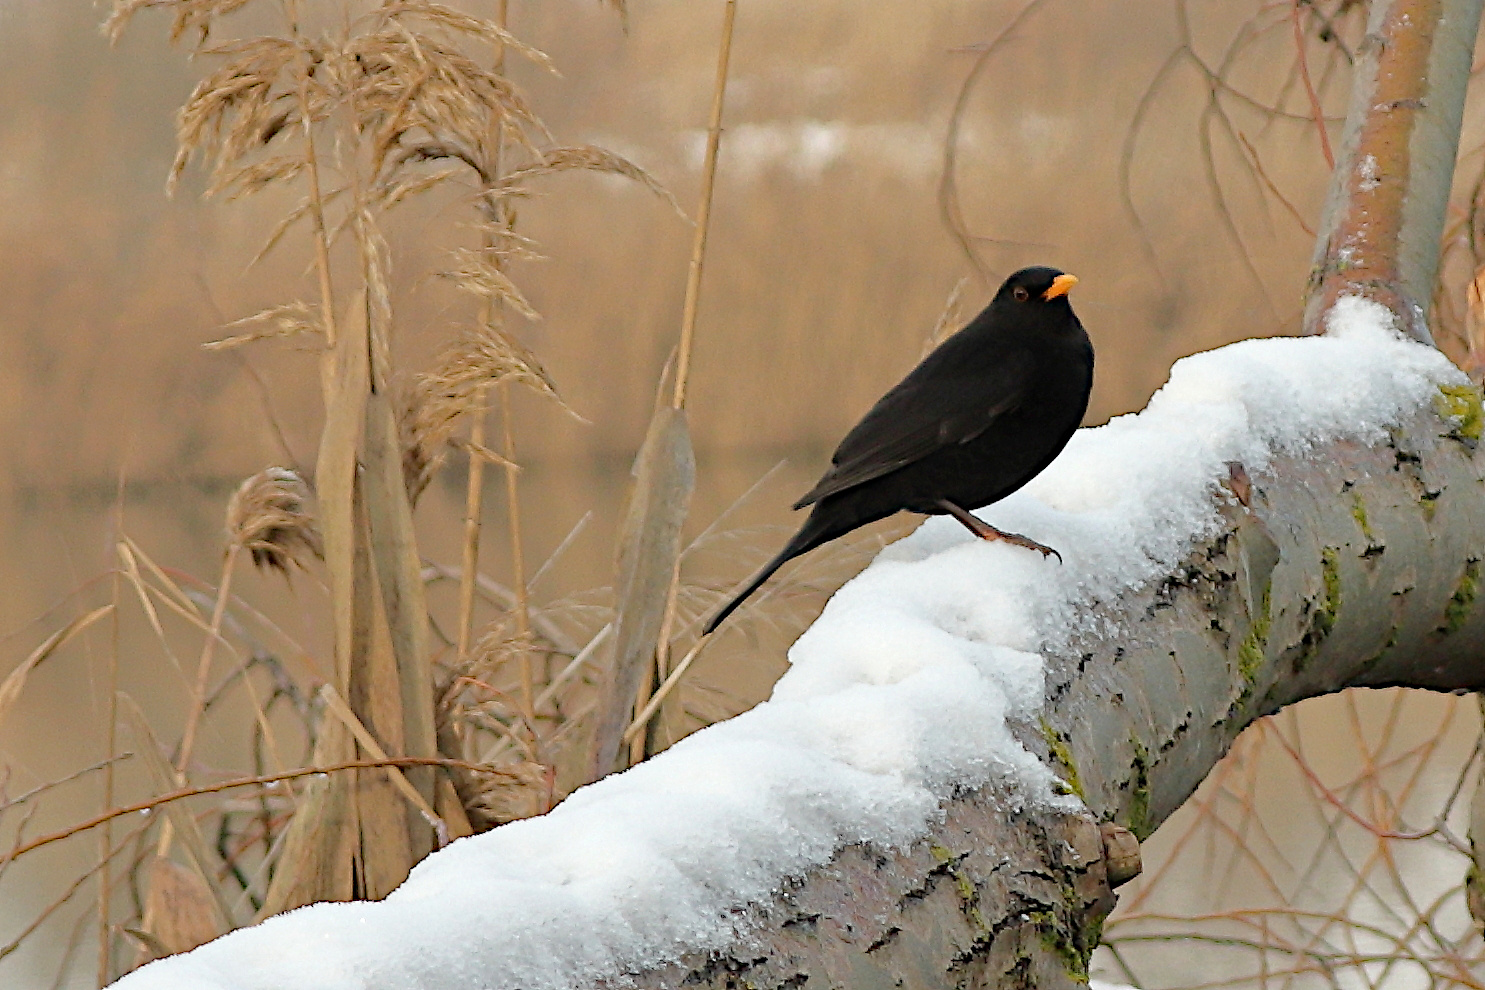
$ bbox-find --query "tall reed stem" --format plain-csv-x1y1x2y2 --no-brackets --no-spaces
298,76,339,368
175,544,240,778
457,388,487,662
499,382,534,727
97,515,124,987
671,0,736,413
628,0,735,756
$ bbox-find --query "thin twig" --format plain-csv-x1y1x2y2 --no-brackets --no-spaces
1291,0,1336,168
10,757,512,862
624,636,708,745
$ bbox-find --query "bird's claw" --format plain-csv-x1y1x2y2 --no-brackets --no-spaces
996,530,1062,564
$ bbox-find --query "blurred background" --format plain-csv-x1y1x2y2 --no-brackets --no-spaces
2,0,1483,987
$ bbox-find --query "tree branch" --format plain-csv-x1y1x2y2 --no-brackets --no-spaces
1303,0,1484,342
611,395,1485,990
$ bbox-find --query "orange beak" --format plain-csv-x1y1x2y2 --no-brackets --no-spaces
1042,273,1078,301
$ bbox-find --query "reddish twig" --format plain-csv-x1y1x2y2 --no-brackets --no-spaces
1291,0,1336,168
10,757,514,861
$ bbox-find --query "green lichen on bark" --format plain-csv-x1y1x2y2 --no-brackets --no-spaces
1420,490,1442,521
1237,584,1272,685
1040,719,1084,800
929,842,989,935
1028,908,1093,981
1436,383,1484,442
1440,558,1481,634
1127,737,1153,839
1350,493,1377,544
1317,547,1342,638
1291,548,1343,676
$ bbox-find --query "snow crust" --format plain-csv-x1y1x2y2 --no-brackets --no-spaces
113,297,1464,990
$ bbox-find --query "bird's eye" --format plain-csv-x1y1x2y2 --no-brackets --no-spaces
1012,286,1030,302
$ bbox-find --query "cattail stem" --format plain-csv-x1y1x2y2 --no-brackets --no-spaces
630,0,735,760
671,0,735,412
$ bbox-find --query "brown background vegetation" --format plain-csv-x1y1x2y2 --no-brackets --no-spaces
5,1,1481,986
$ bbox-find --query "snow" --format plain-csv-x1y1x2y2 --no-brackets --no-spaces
113,297,1464,990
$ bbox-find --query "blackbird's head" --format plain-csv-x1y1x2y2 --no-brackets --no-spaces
994,266,1079,308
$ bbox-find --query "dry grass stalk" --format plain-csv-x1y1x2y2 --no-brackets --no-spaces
457,386,490,661
169,467,317,847
120,695,238,933
670,0,735,412
204,302,325,352
495,383,536,731
0,605,113,730
100,514,124,985
318,685,448,846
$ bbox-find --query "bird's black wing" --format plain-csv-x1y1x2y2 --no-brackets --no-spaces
793,343,1034,509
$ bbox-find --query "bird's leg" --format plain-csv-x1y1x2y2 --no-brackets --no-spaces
935,499,1062,562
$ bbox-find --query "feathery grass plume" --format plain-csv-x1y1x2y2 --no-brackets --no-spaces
434,623,559,828
226,468,323,574
493,145,684,217
102,0,683,933
402,321,562,503
203,300,325,351
455,759,550,830
105,0,257,45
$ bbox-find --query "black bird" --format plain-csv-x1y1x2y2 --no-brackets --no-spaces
703,266,1093,635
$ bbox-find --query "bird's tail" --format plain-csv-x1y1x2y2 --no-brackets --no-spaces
702,512,841,636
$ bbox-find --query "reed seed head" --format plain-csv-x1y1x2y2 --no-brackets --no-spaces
226,467,324,573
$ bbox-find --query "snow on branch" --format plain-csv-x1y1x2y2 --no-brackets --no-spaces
114,301,1485,990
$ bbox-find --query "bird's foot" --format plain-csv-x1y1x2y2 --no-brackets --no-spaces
989,528,1062,563
935,499,1062,563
